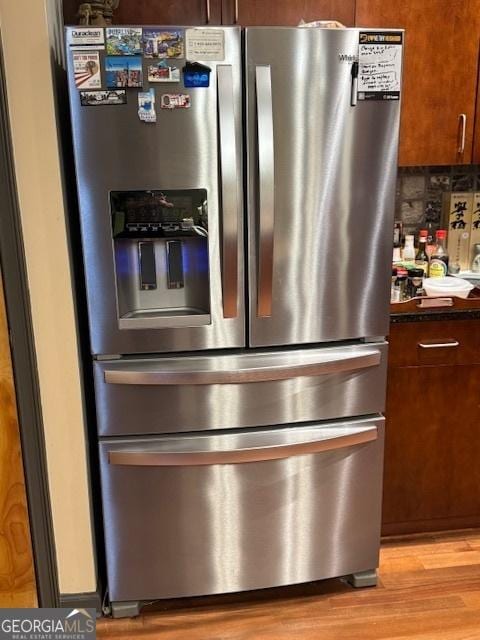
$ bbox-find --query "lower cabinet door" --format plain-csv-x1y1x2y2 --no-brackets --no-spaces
100,417,384,603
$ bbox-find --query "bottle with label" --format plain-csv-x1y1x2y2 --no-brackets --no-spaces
429,229,449,278
472,243,480,273
402,234,415,262
407,268,424,298
392,267,408,302
415,232,429,274
425,223,436,258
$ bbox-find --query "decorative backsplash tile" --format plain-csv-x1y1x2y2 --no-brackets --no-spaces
395,165,480,236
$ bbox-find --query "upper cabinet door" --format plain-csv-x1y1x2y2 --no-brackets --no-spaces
356,0,480,166
222,0,355,26
63,0,222,25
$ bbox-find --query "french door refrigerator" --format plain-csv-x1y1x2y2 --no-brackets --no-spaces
66,25,401,618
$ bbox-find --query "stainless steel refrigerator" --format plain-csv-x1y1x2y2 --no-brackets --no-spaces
66,25,401,618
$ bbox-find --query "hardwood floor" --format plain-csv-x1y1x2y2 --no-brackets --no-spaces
0,273,36,607
98,529,480,639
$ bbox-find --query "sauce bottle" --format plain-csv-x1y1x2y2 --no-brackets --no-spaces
429,230,449,278
415,231,429,274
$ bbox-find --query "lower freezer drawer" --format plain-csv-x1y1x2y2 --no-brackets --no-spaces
94,342,388,436
99,417,385,603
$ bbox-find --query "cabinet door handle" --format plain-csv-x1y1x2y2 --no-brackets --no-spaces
458,113,467,154
206,0,211,23
418,340,459,349
234,0,239,23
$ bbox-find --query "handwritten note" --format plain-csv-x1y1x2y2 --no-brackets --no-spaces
357,32,403,101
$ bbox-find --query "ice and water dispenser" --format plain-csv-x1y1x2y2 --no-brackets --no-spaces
111,189,210,328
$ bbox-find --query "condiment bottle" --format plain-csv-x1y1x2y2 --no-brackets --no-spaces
407,268,424,298
472,243,480,273
429,230,449,278
415,232,429,274
403,234,415,262
425,223,436,258
392,267,408,302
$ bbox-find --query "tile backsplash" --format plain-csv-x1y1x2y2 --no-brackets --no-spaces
395,165,480,237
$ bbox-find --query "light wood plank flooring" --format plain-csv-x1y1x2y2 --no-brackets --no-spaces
98,529,480,639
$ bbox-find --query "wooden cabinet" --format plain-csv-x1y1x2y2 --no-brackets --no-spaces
355,0,480,166
221,0,354,26
63,0,222,25
382,319,480,536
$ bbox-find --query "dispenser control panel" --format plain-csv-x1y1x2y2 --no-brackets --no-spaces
111,189,208,238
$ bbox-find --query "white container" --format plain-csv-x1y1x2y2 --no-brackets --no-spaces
423,276,474,299
403,235,415,261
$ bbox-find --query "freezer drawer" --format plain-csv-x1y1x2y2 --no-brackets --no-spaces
100,417,385,603
94,342,387,436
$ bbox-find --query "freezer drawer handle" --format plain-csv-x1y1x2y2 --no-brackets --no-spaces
108,426,378,467
103,348,381,385
217,65,239,318
255,65,275,318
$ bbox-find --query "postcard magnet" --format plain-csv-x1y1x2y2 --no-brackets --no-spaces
183,62,211,88
106,56,143,88
73,51,101,89
138,89,156,123
80,90,127,106
148,60,180,83
143,28,184,59
106,27,142,56
160,94,191,110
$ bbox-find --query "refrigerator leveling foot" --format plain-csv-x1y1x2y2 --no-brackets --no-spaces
345,569,378,588
110,601,142,618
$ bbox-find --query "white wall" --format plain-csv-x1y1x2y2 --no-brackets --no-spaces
0,0,97,594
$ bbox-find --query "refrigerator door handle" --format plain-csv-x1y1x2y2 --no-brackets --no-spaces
103,348,381,385
255,65,275,318
108,425,378,467
217,65,239,318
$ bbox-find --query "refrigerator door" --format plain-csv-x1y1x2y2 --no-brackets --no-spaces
245,27,402,347
100,417,384,602
94,342,387,436
66,27,244,355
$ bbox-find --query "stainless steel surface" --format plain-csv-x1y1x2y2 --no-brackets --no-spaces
418,340,460,349
246,28,402,346
458,113,467,155
108,423,378,466
66,27,244,355
255,65,275,318
94,342,388,436
100,417,384,602
103,345,381,385
217,65,239,319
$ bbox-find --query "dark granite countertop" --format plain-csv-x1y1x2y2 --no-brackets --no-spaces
390,291,480,323
391,308,480,323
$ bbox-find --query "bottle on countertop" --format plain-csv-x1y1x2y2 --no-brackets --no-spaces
429,230,449,278
425,222,436,258
392,267,408,302
402,234,416,262
391,267,398,302
415,230,429,274
407,267,425,298
472,243,480,273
